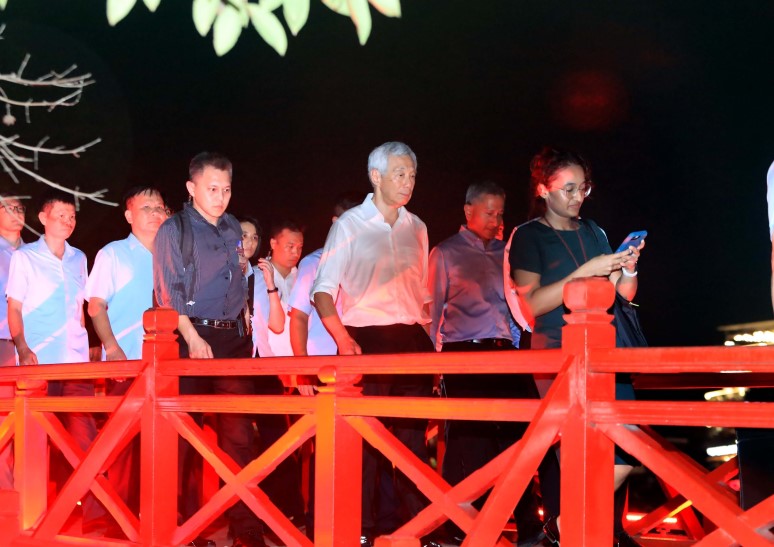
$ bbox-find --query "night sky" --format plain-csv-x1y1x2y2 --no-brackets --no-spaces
2,1,774,347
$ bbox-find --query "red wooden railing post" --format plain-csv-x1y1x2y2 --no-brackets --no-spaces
139,307,180,546
560,277,617,546
13,378,47,533
314,365,363,547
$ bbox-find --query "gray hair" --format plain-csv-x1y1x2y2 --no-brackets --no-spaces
465,181,506,205
367,141,417,177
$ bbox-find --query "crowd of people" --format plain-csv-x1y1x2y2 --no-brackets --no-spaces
0,142,647,547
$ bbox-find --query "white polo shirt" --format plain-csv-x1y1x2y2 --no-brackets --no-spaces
312,194,431,327
288,248,337,356
85,233,153,360
6,236,88,364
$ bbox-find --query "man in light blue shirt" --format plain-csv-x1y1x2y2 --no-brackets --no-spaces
6,190,104,532
85,185,167,523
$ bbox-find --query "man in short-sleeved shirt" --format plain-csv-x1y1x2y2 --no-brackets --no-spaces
252,220,303,358
85,186,167,516
6,190,104,531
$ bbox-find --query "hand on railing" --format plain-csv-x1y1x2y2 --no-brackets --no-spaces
17,346,38,366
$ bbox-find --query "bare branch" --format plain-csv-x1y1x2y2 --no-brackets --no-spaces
0,24,115,207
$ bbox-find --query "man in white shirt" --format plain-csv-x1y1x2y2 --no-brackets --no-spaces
6,190,105,532
252,220,304,358
312,142,438,546
0,193,25,490
85,185,167,521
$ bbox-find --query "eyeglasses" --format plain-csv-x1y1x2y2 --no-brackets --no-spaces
550,181,592,199
1,205,26,214
138,206,168,216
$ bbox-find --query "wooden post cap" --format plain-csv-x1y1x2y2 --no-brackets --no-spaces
143,307,179,335
563,277,615,314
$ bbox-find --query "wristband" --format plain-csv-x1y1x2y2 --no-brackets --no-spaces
267,287,279,293
622,268,638,277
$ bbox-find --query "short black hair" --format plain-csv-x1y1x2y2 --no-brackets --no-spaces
189,151,233,180
122,185,166,211
39,189,76,214
269,219,305,240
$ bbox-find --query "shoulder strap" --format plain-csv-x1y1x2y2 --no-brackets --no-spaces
173,211,196,311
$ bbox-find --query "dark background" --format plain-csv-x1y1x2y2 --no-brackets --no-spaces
2,1,774,347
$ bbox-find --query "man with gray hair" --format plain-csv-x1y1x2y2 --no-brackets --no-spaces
427,181,543,546
312,142,439,547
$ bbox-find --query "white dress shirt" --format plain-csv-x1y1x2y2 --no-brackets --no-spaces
312,193,431,327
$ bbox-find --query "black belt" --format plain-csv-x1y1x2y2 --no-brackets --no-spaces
466,338,512,348
190,317,239,329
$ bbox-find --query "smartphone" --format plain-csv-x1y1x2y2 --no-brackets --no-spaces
616,230,647,253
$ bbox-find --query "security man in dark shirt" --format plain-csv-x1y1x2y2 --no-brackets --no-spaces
154,152,265,547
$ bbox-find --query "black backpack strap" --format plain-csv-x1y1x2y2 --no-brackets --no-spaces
247,271,255,316
173,211,197,315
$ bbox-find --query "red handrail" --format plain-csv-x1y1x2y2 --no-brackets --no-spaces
0,278,771,546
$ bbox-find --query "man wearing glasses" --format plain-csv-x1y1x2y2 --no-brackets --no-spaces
84,185,168,534
0,193,25,490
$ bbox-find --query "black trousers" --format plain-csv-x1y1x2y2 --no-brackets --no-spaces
441,341,543,537
178,325,261,537
346,323,434,533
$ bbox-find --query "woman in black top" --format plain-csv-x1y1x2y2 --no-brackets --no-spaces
509,147,644,547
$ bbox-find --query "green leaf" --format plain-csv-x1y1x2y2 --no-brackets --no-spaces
283,0,309,36
106,0,138,26
322,0,349,16
143,0,161,12
248,4,288,56
0,0,8,10
213,5,243,56
236,0,250,28
192,0,219,36
260,0,284,11
347,0,372,45
368,0,400,18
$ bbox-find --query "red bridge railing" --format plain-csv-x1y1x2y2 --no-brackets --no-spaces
0,277,772,546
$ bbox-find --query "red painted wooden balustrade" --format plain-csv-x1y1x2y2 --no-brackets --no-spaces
0,277,772,546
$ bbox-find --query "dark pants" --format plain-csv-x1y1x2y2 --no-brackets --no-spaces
441,341,543,539
178,325,261,537
347,323,434,533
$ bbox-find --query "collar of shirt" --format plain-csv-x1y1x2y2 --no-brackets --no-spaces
35,236,75,259
458,224,495,252
0,235,22,256
184,201,232,230
360,192,408,227
126,232,152,254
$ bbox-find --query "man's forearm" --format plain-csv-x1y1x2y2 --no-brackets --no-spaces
88,299,120,352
